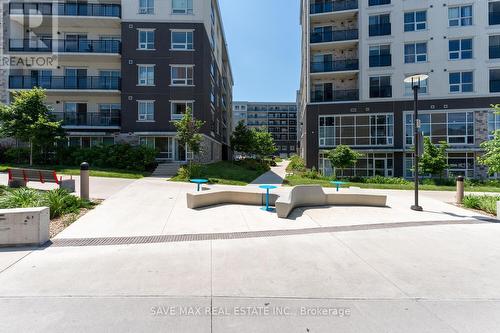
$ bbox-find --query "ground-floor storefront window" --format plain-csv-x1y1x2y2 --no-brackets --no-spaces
404,152,475,178
68,136,114,148
319,152,394,177
139,136,192,161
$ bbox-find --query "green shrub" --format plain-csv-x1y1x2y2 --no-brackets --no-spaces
176,163,203,180
0,188,43,209
421,178,456,186
287,154,306,172
237,159,270,173
365,176,410,185
2,147,31,164
303,167,321,179
462,195,500,215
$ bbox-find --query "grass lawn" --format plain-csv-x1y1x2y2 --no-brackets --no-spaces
285,174,500,193
170,161,268,186
0,164,149,179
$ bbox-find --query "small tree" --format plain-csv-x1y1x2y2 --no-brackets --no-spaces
230,121,253,156
327,145,362,178
172,107,204,169
419,137,449,178
0,88,65,165
250,129,277,159
479,104,500,175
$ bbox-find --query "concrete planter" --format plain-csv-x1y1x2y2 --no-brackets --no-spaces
497,201,500,220
0,207,50,247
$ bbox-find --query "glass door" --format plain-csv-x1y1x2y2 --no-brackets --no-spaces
374,159,387,177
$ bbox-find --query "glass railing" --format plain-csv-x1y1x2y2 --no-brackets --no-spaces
52,111,121,127
368,0,390,6
311,89,359,102
311,59,359,73
9,76,121,90
311,29,358,43
9,2,121,17
310,0,358,14
9,39,121,53
369,85,392,98
490,45,500,59
369,54,392,67
369,23,391,37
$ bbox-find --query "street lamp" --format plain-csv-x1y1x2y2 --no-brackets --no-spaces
404,74,429,212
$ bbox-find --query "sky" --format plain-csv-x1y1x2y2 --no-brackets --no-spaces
218,0,301,103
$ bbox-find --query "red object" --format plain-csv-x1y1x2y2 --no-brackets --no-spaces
7,169,12,181
39,171,44,183
22,170,28,183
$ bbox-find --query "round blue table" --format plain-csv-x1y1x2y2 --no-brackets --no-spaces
330,181,347,192
190,179,208,191
259,185,278,212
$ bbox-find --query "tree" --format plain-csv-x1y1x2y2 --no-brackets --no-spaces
327,145,362,177
0,88,65,165
172,106,204,165
419,137,449,178
479,104,500,175
251,129,277,159
230,121,253,155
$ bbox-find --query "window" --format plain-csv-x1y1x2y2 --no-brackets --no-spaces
369,44,391,67
171,101,193,120
172,0,193,14
449,5,472,27
98,104,120,126
368,0,390,6
171,30,193,50
449,72,473,93
404,11,427,32
138,29,154,50
490,69,500,93
404,42,427,63
139,137,155,149
319,152,394,177
488,111,500,139
404,75,428,95
171,65,193,85
449,39,472,60
139,0,154,14
138,101,154,121
369,14,391,36
138,65,154,86
490,2,500,25
369,76,392,98
405,112,474,145
490,35,500,59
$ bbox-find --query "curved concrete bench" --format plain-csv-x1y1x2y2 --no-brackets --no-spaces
275,185,387,218
187,190,278,209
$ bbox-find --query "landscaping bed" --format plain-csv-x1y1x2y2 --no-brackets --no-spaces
462,195,500,216
0,164,149,179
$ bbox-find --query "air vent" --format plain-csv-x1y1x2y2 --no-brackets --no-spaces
443,104,449,109
128,96,133,101
128,60,134,65
430,105,435,109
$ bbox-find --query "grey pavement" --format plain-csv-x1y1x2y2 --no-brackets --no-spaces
248,160,289,186
1,177,500,332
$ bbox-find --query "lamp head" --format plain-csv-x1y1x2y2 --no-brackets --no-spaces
404,74,429,88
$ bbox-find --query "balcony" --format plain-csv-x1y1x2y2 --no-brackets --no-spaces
311,89,359,103
52,111,121,127
311,59,359,73
9,39,121,54
369,23,391,37
9,76,121,90
9,2,121,17
490,45,500,59
311,29,358,43
369,54,392,67
310,0,358,14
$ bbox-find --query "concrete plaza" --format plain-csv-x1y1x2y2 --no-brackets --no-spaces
0,176,499,332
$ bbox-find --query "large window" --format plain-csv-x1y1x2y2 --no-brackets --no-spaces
369,76,392,98
488,111,500,139
139,0,154,14
171,30,193,50
369,14,391,37
172,0,193,14
319,114,394,147
404,11,427,32
449,5,473,27
171,65,194,85
449,39,473,60
490,35,500,59
138,65,154,86
405,152,475,178
171,101,194,120
320,152,394,177
138,29,154,50
69,137,114,148
490,69,500,93
404,42,427,63
369,44,391,67
405,111,474,145
449,72,473,93
137,100,154,121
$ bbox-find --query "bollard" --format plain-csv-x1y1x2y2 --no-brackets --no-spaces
456,176,464,205
80,162,90,201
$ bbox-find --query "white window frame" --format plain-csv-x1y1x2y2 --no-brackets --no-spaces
138,29,155,50
170,65,194,86
139,0,154,14
172,0,193,14
404,10,427,32
170,100,194,120
137,100,155,121
137,64,155,86
170,30,194,50
449,71,474,93
404,42,427,63
448,38,473,60
448,5,473,27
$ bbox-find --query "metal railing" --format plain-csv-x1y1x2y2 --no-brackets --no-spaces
52,111,121,127
369,54,392,67
311,89,359,102
9,76,121,90
310,0,358,14
9,2,121,17
310,29,358,43
369,23,391,37
9,39,121,53
369,85,392,98
311,59,359,73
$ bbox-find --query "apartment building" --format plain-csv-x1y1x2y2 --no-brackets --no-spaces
299,0,500,178
2,0,233,163
233,101,298,157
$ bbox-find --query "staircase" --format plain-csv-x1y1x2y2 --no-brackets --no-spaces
151,162,183,178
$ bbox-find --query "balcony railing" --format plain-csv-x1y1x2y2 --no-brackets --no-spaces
52,111,121,127
311,59,359,73
490,79,500,93
369,85,392,98
310,0,358,14
369,54,392,67
490,12,500,25
490,45,500,59
311,29,358,43
9,76,121,90
369,23,391,37
368,0,390,6
311,89,359,102
9,2,121,17
9,39,121,54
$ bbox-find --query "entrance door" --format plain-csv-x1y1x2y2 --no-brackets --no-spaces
374,159,387,177
76,103,87,125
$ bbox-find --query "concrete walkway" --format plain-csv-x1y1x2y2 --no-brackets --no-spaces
248,160,289,186
1,179,500,332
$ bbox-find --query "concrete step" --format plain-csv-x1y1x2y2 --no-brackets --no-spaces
152,163,183,177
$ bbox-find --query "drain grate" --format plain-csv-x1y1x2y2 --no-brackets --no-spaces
49,219,489,248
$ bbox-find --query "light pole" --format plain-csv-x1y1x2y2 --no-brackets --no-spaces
404,74,429,212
